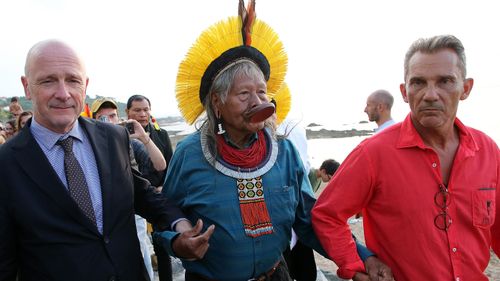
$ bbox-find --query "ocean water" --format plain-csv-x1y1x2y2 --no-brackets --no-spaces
162,116,498,170
162,121,371,169
307,136,369,168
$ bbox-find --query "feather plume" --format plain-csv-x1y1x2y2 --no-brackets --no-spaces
176,17,242,124
238,0,247,24
243,0,256,46
273,83,291,124
176,12,287,124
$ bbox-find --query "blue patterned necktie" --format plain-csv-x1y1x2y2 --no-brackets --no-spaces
57,137,96,225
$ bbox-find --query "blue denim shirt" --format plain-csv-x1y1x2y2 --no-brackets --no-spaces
156,129,372,280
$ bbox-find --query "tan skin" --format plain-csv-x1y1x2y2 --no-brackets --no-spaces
211,73,268,147
126,99,151,128
317,169,332,182
19,114,33,129
364,94,392,128
21,41,88,134
4,123,15,139
400,49,473,185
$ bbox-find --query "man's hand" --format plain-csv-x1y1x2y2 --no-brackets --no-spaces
127,119,148,142
361,256,394,281
172,219,215,260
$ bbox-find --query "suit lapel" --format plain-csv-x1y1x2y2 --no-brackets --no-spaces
79,117,114,234
12,123,100,235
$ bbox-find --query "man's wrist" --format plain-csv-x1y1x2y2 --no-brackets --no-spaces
173,218,191,232
153,230,179,257
141,136,151,145
337,260,366,279
355,239,375,261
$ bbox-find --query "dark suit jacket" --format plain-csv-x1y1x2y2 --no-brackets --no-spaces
0,117,184,281
144,123,173,187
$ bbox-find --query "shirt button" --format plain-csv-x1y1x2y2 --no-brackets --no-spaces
452,247,457,252
456,277,460,281
432,163,437,168
104,236,110,244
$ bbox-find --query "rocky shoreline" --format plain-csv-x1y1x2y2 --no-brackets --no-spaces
160,118,375,148
158,118,374,140
306,128,374,139
167,127,373,145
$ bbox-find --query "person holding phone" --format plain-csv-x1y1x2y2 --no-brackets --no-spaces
91,97,166,280
91,97,166,176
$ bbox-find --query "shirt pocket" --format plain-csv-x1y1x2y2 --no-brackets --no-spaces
472,188,496,228
268,185,296,223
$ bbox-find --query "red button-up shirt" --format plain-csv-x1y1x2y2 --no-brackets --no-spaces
312,115,499,281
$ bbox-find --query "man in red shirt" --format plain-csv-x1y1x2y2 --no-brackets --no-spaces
312,35,499,281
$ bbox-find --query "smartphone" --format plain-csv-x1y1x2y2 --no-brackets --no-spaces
120,122,135,134
125,122,135,134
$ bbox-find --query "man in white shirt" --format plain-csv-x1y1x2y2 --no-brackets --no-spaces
364,89,395,133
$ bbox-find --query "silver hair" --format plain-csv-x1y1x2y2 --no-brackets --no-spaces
198,61,276,158
404,35,467,81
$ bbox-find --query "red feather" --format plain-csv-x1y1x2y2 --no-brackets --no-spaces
244,0,256,46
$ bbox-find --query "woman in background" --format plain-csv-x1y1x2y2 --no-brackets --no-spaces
16,110,33,130
4,119,16,140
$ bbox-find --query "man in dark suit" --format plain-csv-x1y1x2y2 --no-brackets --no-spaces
0,39,214,281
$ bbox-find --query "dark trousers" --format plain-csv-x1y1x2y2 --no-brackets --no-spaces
153,239,173,281
283,241,317,281
185,259,292,281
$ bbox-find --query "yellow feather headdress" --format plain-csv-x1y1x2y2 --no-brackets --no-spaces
272,83,291,125
175,0,288,124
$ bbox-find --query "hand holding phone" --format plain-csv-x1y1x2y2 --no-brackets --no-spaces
125,122,135,135
120,121,135,135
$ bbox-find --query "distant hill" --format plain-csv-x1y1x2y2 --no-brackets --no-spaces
306,128,373,139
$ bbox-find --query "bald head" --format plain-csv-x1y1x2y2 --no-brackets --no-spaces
369,89,394,110
21,39,89,134
364,89,394,127
24,40,87,78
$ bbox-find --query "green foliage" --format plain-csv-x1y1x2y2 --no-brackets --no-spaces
0,110,11,122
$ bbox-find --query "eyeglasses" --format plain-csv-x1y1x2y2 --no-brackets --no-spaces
434,185,452,231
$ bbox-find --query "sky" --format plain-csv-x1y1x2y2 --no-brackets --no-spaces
1,0,499,141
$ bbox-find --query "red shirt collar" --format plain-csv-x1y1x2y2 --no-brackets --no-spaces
397,113,479,155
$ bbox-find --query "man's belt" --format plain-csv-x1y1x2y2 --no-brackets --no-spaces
185,260,282,281
247,260,281,281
